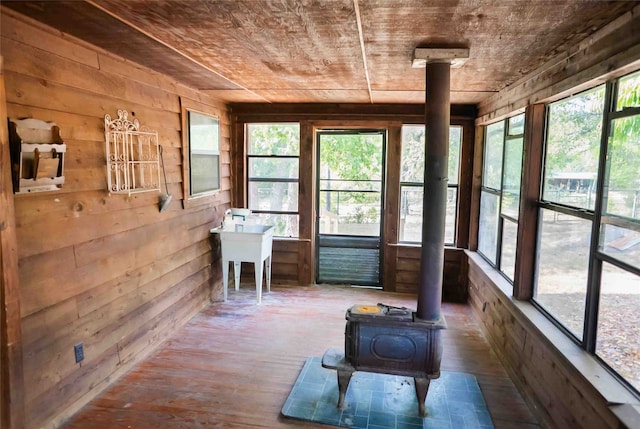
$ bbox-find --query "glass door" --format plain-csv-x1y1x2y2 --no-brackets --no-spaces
316,130,385,286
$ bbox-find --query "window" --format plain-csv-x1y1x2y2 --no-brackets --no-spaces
534,70,640,393
187,111,220,195
399,125,461,245
535,85,605,340
477,114,524,281
246,123,300,237
596,70,640,391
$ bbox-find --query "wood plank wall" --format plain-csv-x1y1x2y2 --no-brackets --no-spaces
230,105,476,297
394,246,467,302
1,10,231,429
0,55,26,429
467,253,628,429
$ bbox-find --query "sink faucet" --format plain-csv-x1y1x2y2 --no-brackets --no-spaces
222,208,233,229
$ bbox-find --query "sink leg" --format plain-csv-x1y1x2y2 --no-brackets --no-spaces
222,259,229,302
255,260,264,304
265,256,271,294
233,261,241,291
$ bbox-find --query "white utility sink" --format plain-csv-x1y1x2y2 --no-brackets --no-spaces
210,224,274,304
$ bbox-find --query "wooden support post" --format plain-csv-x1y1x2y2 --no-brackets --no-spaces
0,56,26,429
513,104,545,300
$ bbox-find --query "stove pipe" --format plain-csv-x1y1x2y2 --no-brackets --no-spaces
417,62,450,321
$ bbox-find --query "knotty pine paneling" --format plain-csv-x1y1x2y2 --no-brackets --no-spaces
1,11,230,429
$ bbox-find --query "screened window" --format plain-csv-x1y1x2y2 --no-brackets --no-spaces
542,86,604,210
534,85,605,340
246,123,300,237
187,111,220,195
477,115,524,282
534,70,640,393
597,70,640,391
399,125,461,245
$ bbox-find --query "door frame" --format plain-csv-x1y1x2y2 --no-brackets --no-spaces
314,128,387,286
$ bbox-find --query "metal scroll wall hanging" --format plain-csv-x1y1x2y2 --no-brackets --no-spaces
105,109,161,195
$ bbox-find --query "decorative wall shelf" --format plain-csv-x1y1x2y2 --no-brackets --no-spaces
9,118,66,194
105,110,160,195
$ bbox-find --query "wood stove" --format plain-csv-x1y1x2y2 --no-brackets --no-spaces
322,303,445,416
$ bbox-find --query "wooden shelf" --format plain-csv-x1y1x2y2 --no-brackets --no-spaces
8,118,66,194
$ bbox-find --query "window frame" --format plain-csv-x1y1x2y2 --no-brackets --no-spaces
180,97,223,208
398,124,462,246
245,122,301,238
531,71,640,394
477,114,525,283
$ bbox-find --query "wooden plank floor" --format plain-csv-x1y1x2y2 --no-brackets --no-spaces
60,285,541,429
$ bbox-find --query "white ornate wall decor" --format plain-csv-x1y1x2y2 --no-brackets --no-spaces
105,110,161,195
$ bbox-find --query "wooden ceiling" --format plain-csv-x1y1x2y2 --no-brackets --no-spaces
3,0,635,105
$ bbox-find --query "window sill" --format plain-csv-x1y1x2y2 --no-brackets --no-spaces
273,236,308,242
465,251,640,426
181,189,222,209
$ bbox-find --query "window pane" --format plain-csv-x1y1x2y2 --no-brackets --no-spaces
596,262,640,392
445,187,457,245
247,123,300,155
188,111,220,195
319,190,380,236
190,155,219,194
189,112,219,153
500,218,518,281
448,126,462,185
616,70,640,111
543,86,605,209
599,223,640,268
248,182,298,213
399,186,456,245
248,157,299,179
401,125,425,183
602,115,640,220
534,209,591,340
478,191,499,263
501,136,523,219
508,113,525,136
483,121,505,189
400,125,462,184
399,186,422,242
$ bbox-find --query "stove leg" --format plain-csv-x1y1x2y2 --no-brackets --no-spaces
336,369,353,409
414,377,430,417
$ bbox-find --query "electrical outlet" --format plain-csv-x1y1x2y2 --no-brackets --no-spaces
74,343,84,363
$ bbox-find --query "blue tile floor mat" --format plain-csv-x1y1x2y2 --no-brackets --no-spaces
282,357,494,429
